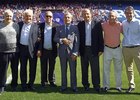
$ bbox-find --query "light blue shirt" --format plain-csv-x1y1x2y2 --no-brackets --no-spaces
122,18,140,46
20,23,31,45
43,23,52,49
85,21,91,46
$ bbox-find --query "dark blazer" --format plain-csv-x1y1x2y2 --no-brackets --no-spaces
38,22,57,57
54,24,79,58
77,20,104,56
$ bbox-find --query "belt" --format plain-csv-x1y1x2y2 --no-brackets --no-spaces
20,44,28,48
85,46,91,48
44,48,52,50
125,45,140,48
105,44,120,49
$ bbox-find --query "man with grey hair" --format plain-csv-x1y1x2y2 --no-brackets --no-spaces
18,9,39,91
54,11,79,92
122,6,140,93
0,9,19,94
77,8,104,92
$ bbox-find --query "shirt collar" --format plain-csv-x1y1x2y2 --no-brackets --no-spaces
45,23,52,27
24,22,32,26
127,17,136,23
85,21,91,25
131,18,136,22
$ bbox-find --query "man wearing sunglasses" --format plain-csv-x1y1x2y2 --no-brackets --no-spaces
37,11,58,88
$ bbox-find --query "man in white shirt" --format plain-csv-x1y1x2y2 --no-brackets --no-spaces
122,6,140,93
37,11,58,88
18,9,38,91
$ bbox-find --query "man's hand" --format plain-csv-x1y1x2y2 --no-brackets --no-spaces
98,52,103,56
71,54,77,61
62,38,71,45
37,50,41,57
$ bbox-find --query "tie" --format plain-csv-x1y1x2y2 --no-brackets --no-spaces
66,25,69,36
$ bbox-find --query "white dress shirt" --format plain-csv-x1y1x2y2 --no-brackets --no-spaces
85,21,91,46
122,18,140,46
20,23,31,45
43,23,52,50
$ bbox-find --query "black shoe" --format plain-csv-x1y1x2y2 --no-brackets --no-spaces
116,88,122,92
60,88,67,92
28,86,36,91
84,86,89,91
72,88,78,92
126,87,135,93
95,87,101,93
11,87,17,91
50,82,57,87
21,87,27,91
41,82,48,87
103,87,108,92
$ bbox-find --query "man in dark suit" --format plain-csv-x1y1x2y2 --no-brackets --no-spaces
18,9,39,91
54,11,79,92
77,8,104,92
37,11,57,88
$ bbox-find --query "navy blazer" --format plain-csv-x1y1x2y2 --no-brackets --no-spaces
54,24,79,58
77,20,104,56
38,22,57,57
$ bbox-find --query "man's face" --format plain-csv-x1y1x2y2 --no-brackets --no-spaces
64,14,72,25
82,9,92,22
45,12,53,24
4,12,13,23
108,12,117,23
24,13,32,23
125,9,134,22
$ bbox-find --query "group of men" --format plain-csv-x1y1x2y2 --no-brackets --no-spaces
0,6,140,95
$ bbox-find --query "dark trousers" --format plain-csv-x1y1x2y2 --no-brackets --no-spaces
81,46,100,88
19,44,37,88
59,51,77,89
0,52,19,88
41,49,56,85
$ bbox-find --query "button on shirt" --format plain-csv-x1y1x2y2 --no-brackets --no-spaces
85,21,91,46
122,18,140,46
20,23,31,46
43,23,52,50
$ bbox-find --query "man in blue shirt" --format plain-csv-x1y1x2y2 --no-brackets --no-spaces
122,6,140,93
37,11,57,88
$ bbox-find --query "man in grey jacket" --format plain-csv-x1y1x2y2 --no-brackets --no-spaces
18,9,39,91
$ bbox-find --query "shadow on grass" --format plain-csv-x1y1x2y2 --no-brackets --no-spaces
5,84,140,95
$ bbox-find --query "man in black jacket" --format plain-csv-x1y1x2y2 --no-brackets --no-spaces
37,11,57,88
77,8,104,92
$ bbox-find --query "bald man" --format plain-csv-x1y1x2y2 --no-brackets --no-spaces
38,11,58,88
77,8,104,92
102,11,123,92
54,11,79,92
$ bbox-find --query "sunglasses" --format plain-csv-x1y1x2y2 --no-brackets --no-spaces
46,15,52,18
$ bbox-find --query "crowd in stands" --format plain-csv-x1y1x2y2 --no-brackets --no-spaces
0,3,116,23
